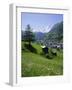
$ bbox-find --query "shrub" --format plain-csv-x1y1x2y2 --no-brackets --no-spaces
45,53,53,59
24,43,37,53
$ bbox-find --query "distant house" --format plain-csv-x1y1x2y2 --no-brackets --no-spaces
41,45,48,54
56,43,63,49
45,41,63,49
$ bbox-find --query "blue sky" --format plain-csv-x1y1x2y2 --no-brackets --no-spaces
21,12,63,33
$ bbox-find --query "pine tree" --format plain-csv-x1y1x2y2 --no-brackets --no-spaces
22,24,35,45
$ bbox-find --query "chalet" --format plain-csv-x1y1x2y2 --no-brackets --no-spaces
41,45,48,54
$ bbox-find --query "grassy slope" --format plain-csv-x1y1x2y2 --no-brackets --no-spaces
21,42,63,77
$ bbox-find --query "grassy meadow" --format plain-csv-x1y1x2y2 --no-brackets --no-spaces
21,42,63,77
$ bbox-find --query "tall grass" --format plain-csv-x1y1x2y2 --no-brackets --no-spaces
21,42,63,77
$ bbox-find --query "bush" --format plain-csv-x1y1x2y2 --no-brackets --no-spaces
45,53,53,59
23,43,37,53
50,48,57,56
40,48,57,59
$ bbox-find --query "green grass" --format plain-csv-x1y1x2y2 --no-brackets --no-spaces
21,42,63,77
